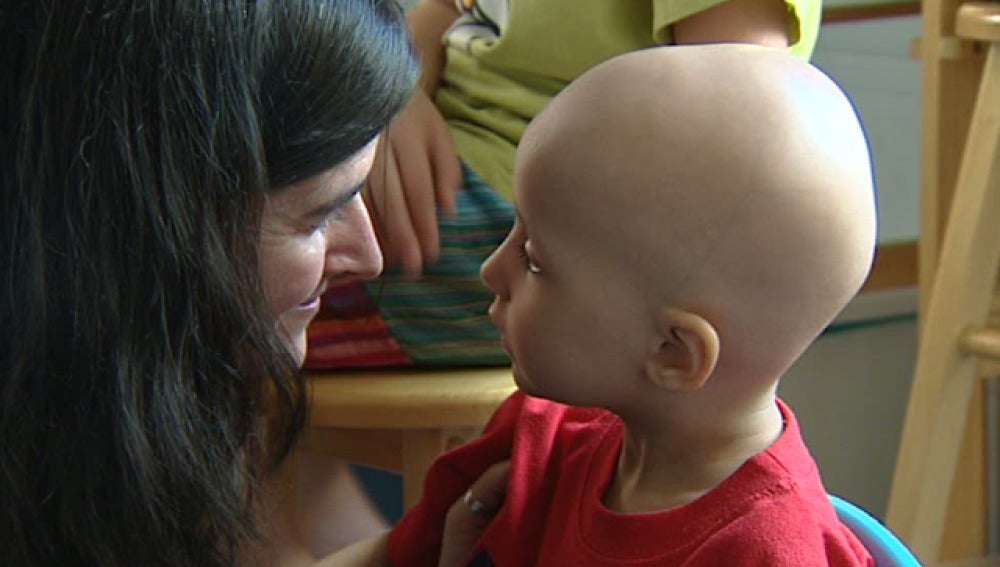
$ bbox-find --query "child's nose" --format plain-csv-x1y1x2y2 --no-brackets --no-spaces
480,239,508,298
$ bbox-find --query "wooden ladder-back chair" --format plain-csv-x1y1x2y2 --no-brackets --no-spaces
886,1,1000,564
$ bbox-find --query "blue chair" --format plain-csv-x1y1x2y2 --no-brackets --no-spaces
830,495,922,566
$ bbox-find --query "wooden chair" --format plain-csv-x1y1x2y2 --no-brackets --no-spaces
886,1,1000,564
303,367,516,509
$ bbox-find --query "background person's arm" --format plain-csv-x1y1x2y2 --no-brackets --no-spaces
363,0,463,276
407,0,461,95
673,0,790,47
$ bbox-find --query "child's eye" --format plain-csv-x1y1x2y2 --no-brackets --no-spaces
519,241,541,273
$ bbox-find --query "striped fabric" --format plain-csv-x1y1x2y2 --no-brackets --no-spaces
306,279,413,368
304,166,514,369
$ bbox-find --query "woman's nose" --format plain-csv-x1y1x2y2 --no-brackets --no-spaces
326,194,383,281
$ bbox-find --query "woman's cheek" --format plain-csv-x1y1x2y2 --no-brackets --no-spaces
260,233,325,316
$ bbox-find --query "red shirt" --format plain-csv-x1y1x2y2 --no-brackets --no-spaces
389,393,874,566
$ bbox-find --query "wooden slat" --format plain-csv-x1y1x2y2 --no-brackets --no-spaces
956,2,1000,43
961,327,1000,362
887,34,1000,563
823,1,921,24
862,241,918,292
940,555,1000,567
905,0,995,560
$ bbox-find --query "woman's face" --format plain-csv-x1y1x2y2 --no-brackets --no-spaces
259,139,382,365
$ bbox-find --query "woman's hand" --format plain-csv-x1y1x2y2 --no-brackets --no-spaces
438,461,511,567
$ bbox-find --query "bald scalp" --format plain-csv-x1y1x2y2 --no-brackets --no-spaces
517,44,876,382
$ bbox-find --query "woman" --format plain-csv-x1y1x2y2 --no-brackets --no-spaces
1,1,494,565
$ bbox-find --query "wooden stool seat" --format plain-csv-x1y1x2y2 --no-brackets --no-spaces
304,367,516,509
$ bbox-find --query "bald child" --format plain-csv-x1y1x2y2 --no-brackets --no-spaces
387,44,878,566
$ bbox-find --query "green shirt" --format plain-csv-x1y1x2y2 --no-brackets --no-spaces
436,0,822,200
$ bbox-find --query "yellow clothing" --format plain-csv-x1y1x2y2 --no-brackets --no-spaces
436,0,822,199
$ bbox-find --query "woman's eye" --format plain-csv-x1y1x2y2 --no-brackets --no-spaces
307,185,362,234
308,208,345,233
307,219,329,234
519,241,541,273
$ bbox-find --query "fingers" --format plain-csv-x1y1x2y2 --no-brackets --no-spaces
465,460,511,516
447,460,511,529
438,461,512,567
383,147,424,277
367,142,424,276
362,89,462,278
426,107,462,217
392,138,441,271
393,92,461,270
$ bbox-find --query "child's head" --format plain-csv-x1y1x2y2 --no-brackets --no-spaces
481,45,876,414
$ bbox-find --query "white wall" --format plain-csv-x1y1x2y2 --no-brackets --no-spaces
811,13,922,244
778,10,922,519
778,289,917,517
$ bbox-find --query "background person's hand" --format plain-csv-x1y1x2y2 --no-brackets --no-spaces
364,89,461,277
437,461,511,567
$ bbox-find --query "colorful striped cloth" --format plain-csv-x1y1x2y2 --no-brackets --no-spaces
305,167,514,369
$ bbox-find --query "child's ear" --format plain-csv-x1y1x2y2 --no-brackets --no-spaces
645,307,720,392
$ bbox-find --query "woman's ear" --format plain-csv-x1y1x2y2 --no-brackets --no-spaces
645,307,720,392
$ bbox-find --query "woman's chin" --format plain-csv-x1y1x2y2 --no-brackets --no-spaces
275,322,309,368
290,335,307,368
277,303,321,368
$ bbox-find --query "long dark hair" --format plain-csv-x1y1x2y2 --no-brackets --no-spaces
0,1,417,565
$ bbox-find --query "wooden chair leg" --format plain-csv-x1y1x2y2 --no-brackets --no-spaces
402,430,448,510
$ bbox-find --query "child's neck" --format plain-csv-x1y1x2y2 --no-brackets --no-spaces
603,395,784,514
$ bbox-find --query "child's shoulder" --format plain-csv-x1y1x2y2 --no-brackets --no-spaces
696,492,873,566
